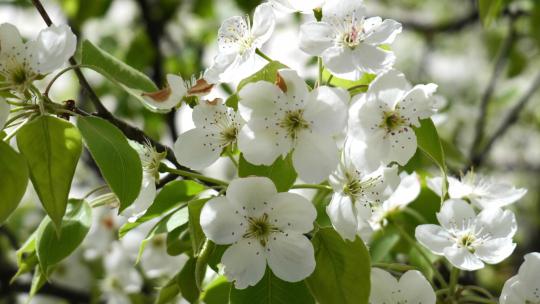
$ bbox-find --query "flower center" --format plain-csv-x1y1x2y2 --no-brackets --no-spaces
243,213,280,247
281,109,309,139
343,26,361,49
220,126,238,145
342,172,381,203
11,65,29,85
457,233,477,252
380,111,406,133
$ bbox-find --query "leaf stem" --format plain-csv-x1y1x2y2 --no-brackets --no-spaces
44,64,92,97
448,267,460,300
255,48,273,63
372,262,418,272
291,184,332,191
160,165,229,187
318,57,323,86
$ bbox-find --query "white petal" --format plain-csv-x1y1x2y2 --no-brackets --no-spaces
353,44,396,75
443,246,484,271
363,19,402,45
367,69,410,108
304,86,348,135
271,0,324,13
200,196,246,245
266,233,315,282
500,276,526,304
475,208,517,239
415,224,454,255
348,93,386,141
448,176,473,199
267,192,316,234
398,270,436,304
192,101,229,130
326,194,358,241
299,22,334,56
517,252,540,286
426,176,444,197
218,16,248,53
221,238,267,289
34,24,77,74
204,52,236,84
278,69,310,104
506,252,540,303
471,183,527,209
226,177,277,218
237,125,290,165
362,164,400,203
377,125,417,166
474,237,515,264
322,0,366,21
322,46,361,80
398,83,437,127
384,172,421,210
0,23,24,52
143,74,186,110
0,98,9,129
436,199,476,232
293,132,338,183
369,268,399,304
238,81,282,122
174,128,222,170
251,3,275,44
125,177,156,216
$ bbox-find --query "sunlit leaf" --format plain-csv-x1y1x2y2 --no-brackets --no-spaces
0,141,28,224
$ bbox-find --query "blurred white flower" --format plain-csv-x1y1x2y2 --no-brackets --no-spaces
238,69,348,183
327,148,399,241
83,207,120,260
427,172,527,210
370,268,436,304
415,199,517,271
204,3,275,84
299,0,401,80
348,69,437,170
500,252,540,304
0,23,76,92
174,99,242,170
0,97,9,129
200,177,316,289
269,0,324,14
101,243,143,304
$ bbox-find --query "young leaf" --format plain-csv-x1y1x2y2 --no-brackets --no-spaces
201,276,231,304
36,199,92,275
178,257,200,304
0,141,29,224
478,0,504,27
187,198,211,255
119,180,205,237
305,228,371,304
77,116,142,212
81,40,158,100
156,275,181,304
229,269,314,304
17,116,82,230
413,119,447,198
238,153,297,192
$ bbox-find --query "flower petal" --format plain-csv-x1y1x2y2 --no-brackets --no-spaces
447,176,473,199
322,46,362,80
353,43,396,75
304,86,349,135
204,52,236,84
384,172,421,210
326,194,358,241
192,101,230,130
443,246,484,271
474,237,515,264
368,69,410,108
426,176,444,197
375,125,417,166
200,196,246,245
322,0,366,21
34,24,77,74
436,199,476,232
266,233,315,282
293,132,339,183
398,83,437,127
415,224,454,255
238,81,282,122
369,268,399,304
174,128,222,170
226,177,277,218
267,192,316,234
251,3,275,44
299,22,334,56
218,16,248,53
125,177,156,216
398,270,436,304
475,208,517,239
500,276,526,304
0,23,24,52
471,183,527,209
363,19,402,46
221,238,267,289
237,125,290,165
278,69,310,105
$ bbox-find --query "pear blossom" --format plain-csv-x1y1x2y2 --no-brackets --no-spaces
204,3,275,84
101,243,143,304
415,199,517,271
348,69,437,170
369,171,421,231
427,171,527,210
200,177,317,289
0,23,76,92
299,0,401,80
83,207,120,260
370,268,436,304
327,148,399,241
500,252,540,304
141,74,188,112
238,69,348,183
0,97,8,129
174,99,242,170
269,0,325,14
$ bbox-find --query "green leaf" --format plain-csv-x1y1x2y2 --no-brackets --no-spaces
227,61,288,110
156,276,181,304
188,198,211,255
323,70,375,95
414,119,447,199
119,180,205,237
17,116,82,230
369,229,400,263
77,116,142,212
0,141,29,224
230,269,314,304
36,199,92,275
238,153,297,192
478,0,504,27
12,232,38,283
81,40,158,103
178,258,200,303
305,228,371,304
29,266,47,300
166,225,192,256
201,276,231,304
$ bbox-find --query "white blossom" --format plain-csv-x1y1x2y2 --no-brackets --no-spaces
327,148,399,241
500,252,540,304
141,74,188,112
370,268,436,304
204,3,275,84
348,69,437,170
83,207,119,260
238,69,348,183
269,0,324,14
200,177,317,289
101,243,143,304
174,99,242,170
0,23,76,92
427,171,527,210
415,199,517,271
299,0,401,80
0,97,8,129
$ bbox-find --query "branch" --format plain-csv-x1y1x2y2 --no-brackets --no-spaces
397,10,479,35
471,71,540,168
